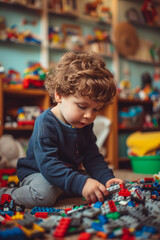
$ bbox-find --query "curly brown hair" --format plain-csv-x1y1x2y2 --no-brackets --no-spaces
45,51,117,104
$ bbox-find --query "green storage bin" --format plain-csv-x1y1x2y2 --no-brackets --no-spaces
129,156,160,174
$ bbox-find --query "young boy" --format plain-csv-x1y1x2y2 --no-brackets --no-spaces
0,52,123,208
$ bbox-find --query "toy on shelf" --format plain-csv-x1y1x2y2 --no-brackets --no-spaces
0,15,6,40
118,79,132,99
119,105,143,129
150,44,160,63
62,23,84,51
99,6,112,24
143,114,154,128
48,0,78,15
62,0,78,16
84,0,112,23
126,7,143,24
139,72,154,100
141,0,158,25
23,63,47,89
2,22,41,45
85,28,113,56
85,0,103,17
1,67,22,89
4,115,18,128
17,106,42,126
48,0,63,12
49,26,64,48
7,69,22,89
0,63,9,87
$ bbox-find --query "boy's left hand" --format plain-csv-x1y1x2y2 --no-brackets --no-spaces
105,178,124,188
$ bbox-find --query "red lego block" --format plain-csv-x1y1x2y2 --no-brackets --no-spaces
1,194,12,205
119,188,131,197
0,169,17,187
108,200,117,212
144,177,154,182
35,212,48,218
122,228,135,240
65,207,72,214
120,184,125,189
53,217,71,238
0,169,16,177
78,232,91,240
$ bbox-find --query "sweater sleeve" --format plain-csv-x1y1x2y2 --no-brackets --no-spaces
83,125,115,185
34,124,88,195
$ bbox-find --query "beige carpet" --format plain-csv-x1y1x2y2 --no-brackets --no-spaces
54,169,153,209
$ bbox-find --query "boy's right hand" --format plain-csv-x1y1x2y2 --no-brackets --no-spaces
82,178,108,204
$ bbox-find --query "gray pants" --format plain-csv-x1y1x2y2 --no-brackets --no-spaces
2,173,63,209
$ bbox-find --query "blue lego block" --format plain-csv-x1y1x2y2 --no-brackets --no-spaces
0,227,26,240
30,207,61,214
142,226,157,234
91,222,104,232
94,201,103,208
135,230,143,237
98,214,108,224
127,201,135,207
108,232,115,238
153,182,160,190
0,210,14,216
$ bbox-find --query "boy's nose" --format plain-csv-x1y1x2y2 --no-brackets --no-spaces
84,111,92,119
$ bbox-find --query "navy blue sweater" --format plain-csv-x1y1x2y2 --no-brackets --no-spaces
17,108,115,195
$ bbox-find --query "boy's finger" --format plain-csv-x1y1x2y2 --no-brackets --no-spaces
95,189,104,202
99,184,108,196
90,193,97,203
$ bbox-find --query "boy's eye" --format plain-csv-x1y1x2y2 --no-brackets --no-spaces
94,105,104,112
93,108,99,112
78,104,87,110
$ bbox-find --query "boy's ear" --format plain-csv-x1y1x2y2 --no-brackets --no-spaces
55,91,62,103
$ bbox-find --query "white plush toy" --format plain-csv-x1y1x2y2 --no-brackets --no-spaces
0,135,26,168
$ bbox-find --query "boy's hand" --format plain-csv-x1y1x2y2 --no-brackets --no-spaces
106,178,124,188
82,178,108,204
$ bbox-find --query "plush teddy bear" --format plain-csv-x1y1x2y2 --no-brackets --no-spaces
0,135,26,168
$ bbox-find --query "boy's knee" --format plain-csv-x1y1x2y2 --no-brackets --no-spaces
33,186,62,207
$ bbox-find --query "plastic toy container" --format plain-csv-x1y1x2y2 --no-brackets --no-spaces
129,155,160,174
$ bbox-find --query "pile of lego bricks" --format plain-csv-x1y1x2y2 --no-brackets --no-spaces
0,176,160,240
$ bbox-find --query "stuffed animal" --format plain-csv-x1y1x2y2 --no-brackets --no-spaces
0,135,26,168
85,0,103,17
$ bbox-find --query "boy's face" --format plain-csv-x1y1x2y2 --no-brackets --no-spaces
55,94,104,128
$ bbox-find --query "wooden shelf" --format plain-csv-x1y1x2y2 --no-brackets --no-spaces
118,126,160,132
119,157,130,162
129,20,160,31
4,126,34,131
120,55,160,67
0,39,41,47
119,0,159,3
0,0,42,13
48,10,78,19
118,98,152,105
3,88,48,97
48,10,112,26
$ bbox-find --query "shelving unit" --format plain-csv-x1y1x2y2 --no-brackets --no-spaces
117,0,160,162
1,85,50,137
0,0,119,168
118,97,153,131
